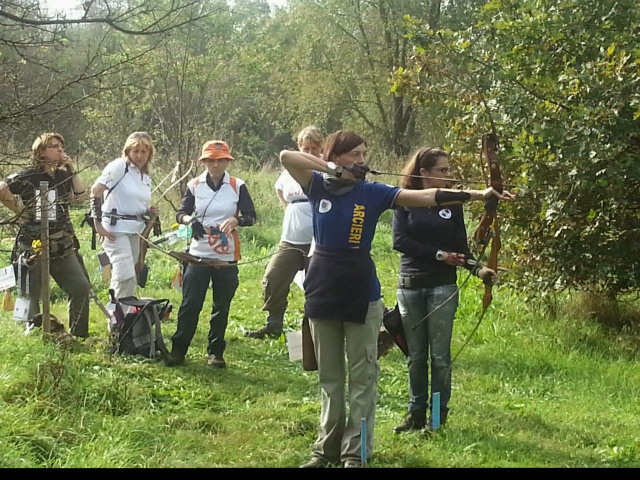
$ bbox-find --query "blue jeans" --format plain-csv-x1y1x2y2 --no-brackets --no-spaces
396,285,458,416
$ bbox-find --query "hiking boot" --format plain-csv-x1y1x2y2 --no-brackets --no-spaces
207,354,226,368
393,411,427,433
164,351,185,367
300,456,332,468
244,325,282,339
343,459,362,468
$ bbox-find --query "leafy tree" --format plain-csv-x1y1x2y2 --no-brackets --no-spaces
0,0,215,159
395,0,640,301
271,0,449,156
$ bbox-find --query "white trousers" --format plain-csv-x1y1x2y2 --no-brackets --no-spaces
101,233,140,300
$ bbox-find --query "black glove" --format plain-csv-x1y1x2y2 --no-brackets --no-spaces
344,163,370,180
190,218,206,240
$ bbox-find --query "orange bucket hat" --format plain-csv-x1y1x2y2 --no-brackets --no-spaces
199,140,234,161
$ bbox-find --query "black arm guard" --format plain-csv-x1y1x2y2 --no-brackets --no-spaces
464,258,483,276
435,189,472,205
90,196,103,221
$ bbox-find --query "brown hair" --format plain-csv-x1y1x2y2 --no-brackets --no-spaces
323,130,366,165
399,147,448,189
31,132,65,166
122,132,155,175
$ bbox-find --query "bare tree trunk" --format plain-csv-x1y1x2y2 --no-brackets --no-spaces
430,0,442,30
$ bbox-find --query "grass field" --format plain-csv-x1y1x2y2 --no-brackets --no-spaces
0,166,639,468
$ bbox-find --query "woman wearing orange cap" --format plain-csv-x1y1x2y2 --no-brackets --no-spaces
164,140,257,368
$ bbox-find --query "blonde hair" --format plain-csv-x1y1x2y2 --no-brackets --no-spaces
296,126,324,147
122,131,155,175
31,132,65,166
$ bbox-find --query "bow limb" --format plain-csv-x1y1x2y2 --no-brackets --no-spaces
450,218,500,368
75,250,112,321
135,214,159,275
159,163,193,198
137,234,277,268
154,163,195,212
151,161,181,195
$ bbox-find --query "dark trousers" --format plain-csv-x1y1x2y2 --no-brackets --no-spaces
26,252,91,338
171,263,239,356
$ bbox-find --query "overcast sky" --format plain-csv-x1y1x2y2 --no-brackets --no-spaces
43,0,288,14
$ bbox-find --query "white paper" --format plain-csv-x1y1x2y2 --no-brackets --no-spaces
0,265,16,290
34,189,57,221
293,269,305,291
286,330,303,362
13,297,30,321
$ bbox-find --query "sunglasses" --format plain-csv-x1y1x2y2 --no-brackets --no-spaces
128,132,152,140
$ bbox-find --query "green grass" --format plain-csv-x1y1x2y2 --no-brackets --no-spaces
0,166,639,467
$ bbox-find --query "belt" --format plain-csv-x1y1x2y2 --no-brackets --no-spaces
104,213,145,221
290,199,309,204
398,274,438,290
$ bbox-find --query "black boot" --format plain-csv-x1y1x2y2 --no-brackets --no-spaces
393,410,427,433
244,325,282,339
164,348,186,366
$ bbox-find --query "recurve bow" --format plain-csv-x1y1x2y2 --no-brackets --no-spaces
450,132,503,365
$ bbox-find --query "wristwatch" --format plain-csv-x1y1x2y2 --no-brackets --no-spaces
435,250,445,261
326,161,343,178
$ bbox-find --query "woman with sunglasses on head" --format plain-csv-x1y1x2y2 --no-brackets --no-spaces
392,148,499,434
280,131,514,468
0,132,91,337
90,132,159,301
164,140,256,369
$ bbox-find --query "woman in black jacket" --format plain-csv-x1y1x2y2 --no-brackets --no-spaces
392,148,498,433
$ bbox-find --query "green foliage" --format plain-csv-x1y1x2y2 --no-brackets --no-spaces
394,0,640,299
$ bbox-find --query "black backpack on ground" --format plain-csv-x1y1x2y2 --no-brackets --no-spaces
106,289,171,359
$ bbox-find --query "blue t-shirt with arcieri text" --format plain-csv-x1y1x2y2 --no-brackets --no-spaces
306,172,400,300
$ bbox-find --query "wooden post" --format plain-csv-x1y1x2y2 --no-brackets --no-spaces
39,181,51,335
